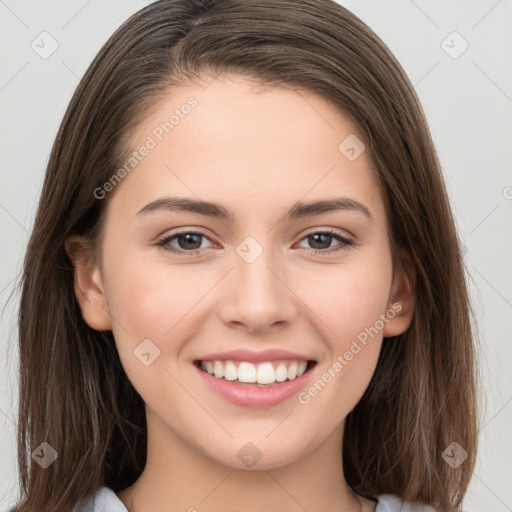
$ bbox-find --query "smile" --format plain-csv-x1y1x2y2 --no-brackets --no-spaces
196,359,312,386
194,356,317,408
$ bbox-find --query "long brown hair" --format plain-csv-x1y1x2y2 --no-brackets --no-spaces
13,1,480,510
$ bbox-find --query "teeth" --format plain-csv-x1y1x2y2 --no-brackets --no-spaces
257,362,275,384
213,360,224,379
199,359,309,385
287,361,298,380
275,363,288,382
224,361,238,381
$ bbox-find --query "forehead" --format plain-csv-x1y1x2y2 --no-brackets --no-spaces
106,74,385,226
130,73,364,162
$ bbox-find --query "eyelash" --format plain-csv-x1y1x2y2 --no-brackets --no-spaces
156,229,355,256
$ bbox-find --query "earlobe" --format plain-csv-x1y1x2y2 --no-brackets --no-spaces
383,253,416,338
65,235,112,331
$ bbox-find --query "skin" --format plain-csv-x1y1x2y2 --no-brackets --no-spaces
66,74,415,512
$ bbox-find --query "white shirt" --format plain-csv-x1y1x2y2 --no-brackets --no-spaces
73,486,436,511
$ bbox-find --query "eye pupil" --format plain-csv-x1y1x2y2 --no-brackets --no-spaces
178,233,202,250
309,233,331,249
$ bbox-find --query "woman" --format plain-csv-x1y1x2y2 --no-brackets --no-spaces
12,1,479,511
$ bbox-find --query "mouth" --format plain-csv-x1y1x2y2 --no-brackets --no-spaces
193,359,317,387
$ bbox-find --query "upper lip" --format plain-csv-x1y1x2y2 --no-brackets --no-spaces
195,349,314,363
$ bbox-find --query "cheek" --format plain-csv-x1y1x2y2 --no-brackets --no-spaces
103,270,206,407
104,238,208,332
102,254,203,372
294,259,391,410
109,274,174,335
299,258,392,347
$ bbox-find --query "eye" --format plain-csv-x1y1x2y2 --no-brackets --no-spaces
157,228,355,256
296,229,354,255
157,230,216,255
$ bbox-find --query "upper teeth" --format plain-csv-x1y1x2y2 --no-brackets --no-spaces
200,360,308,384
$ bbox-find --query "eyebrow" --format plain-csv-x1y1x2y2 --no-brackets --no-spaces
136,196,372,221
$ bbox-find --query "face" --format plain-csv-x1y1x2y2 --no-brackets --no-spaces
68,74,414,471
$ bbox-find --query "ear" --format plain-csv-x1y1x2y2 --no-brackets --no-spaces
64,235,112,331
383,251,416,337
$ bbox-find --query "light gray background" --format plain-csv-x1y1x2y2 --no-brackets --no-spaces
1,1,511,510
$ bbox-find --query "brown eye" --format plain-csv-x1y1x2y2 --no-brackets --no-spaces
297,230,354,255
157,231,215,255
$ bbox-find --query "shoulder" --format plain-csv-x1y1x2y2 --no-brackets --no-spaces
376,494,437,512
7,488,127,512
11,490,440,512
73,486,128,512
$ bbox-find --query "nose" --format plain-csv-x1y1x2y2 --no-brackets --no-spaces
218,242,297,334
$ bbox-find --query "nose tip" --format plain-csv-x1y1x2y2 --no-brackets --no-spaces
219,253,297,333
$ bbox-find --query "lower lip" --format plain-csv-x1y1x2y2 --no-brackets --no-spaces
195,363,315,408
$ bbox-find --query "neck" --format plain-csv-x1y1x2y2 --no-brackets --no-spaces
118,408,368,512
